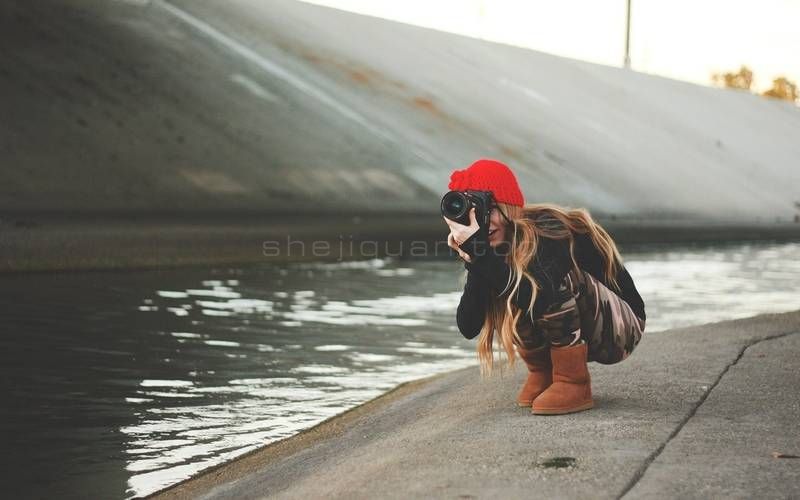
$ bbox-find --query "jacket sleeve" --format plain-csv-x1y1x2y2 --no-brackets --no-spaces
456,263,491,340
458,227,572,320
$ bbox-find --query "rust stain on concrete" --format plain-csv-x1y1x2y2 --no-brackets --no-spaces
411,97,441,116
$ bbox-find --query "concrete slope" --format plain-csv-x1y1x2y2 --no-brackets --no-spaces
151,310,800,499
2,0,800,224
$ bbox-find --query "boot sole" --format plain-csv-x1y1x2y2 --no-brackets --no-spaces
531,400,594,415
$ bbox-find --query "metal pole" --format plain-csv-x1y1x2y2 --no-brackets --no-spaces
624,0,632,68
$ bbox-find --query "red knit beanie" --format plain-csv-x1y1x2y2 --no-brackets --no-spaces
447,158,525,207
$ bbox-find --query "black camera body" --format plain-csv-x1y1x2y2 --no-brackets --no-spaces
440,190,493,229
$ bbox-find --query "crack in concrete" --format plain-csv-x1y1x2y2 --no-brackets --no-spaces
617,330,799,499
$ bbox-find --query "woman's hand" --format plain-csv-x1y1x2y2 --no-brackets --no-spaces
447,232,473,263
443,207,480,246
443,207,480,263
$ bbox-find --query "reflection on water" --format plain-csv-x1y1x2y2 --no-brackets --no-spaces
122,259,472,496
629,243,800,332
1,241,798,499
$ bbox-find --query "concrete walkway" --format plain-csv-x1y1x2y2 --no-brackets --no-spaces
151,310,800,499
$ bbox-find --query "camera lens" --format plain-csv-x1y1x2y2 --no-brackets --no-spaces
441,191,468,220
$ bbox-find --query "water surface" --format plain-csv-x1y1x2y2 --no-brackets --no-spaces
1,240,798,498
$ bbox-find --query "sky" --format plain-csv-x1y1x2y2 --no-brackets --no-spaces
300,0,799,93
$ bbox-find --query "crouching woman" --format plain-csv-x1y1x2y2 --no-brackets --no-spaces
443,159,646,415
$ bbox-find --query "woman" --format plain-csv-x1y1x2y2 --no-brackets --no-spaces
443,158,646,415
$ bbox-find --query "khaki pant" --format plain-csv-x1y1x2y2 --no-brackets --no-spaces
517,267,645,365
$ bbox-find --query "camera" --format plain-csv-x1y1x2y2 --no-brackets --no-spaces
440,190,493,229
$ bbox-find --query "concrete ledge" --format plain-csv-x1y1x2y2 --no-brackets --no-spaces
149,309,800,499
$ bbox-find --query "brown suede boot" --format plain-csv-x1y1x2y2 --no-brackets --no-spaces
515,344,553,407
531,341,593,415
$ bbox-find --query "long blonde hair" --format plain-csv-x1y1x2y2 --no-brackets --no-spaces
471,202,624,377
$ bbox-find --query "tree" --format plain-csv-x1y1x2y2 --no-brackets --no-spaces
762,77,798,103
710,65,753,90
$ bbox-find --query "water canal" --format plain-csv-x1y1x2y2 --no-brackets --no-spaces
2,240,798,498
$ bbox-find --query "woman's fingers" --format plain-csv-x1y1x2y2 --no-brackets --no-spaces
447,232,472,262
458,247,472,263
443,208,480,245
447,232,459,250
443,218,460,244
468,207,478,227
